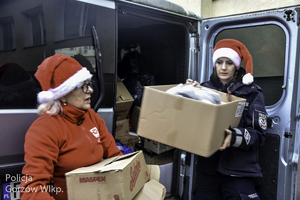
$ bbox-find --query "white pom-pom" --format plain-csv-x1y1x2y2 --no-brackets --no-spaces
242,73,253,85
37,91,54,104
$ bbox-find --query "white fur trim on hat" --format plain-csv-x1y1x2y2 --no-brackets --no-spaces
213,48,241,69
37,67,93,103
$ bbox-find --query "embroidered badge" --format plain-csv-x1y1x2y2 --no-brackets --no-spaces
90,127,100,143
259,113,267,130
244,129,251,145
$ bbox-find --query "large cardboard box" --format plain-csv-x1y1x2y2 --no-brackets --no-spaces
116,79,134,120
144,139,174,154
137,84,246,157
65,151,149,200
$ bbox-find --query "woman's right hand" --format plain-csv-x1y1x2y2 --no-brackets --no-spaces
186,79,200,86
220,129,232,151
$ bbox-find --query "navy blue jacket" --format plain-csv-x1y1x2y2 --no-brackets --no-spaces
196,68,267,177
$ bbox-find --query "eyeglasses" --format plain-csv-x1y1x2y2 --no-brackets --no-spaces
80,81,93,93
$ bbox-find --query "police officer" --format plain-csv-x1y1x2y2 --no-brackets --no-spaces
187,39,267,200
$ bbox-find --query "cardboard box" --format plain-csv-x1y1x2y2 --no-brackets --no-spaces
137,84,246,157
65,151,149,200
144,139,174,154
133,165,166,200
115,119,130,138
115,134,139,151
133,179,166,200
116,79,134,120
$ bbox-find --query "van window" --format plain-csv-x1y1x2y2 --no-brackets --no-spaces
54,0,97,41
215,24,285,106
0,0,111,110
22,4,46,47
0,16,14,51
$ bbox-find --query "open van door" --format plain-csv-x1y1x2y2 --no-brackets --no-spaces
191,6,300,200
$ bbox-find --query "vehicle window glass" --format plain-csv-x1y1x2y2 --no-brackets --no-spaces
215,24,285,106
55,47,101,109
54,0,97,41
0,63,40,109
22,5,46,47
0,16,14,51
0,0,114,110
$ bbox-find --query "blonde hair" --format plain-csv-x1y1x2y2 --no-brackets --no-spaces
37,100,63,116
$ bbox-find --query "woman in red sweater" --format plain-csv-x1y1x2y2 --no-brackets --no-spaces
20,54,122,200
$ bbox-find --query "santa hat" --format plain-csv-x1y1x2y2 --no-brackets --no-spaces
212,39,253,85
35,54,92,104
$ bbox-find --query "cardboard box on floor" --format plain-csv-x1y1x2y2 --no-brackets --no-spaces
115,119,139,151
116,134,139,151
65,151,149,200
137,84,246,157
144,139,174,154
115,119,130,138
116,78,134,120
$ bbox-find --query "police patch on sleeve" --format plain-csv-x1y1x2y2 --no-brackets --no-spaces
258,113,267,130
244,129,251,145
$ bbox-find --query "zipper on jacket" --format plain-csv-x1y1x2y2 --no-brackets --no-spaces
81,126,95,163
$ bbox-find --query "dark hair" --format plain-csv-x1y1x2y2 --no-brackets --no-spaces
227,70,239,93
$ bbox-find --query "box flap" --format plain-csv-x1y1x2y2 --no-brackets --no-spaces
99,159,131,172
65,151,140,175
100,151,141,172
117,85,124,100
116,81,134,102
65,156,119,175
147,165,160,182
133,179,166,200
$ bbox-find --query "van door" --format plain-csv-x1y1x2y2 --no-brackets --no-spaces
194,6,300,200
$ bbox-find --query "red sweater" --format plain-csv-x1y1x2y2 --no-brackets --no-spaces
20,104,122,200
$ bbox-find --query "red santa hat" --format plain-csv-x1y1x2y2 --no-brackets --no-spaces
35,54,93,104
212,39,253,85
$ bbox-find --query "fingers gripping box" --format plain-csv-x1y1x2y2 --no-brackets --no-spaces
137,85,246,157
65,151,149,200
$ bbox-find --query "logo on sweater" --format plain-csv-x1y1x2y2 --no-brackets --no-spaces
90,127,100,143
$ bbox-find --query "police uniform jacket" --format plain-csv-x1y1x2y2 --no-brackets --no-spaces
196,68,267,178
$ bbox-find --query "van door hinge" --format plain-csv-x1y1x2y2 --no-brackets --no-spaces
284,132,292,138
188,22,198,33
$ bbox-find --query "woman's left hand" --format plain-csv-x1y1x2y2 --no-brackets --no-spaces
220,129,232,151
186,79,200,86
